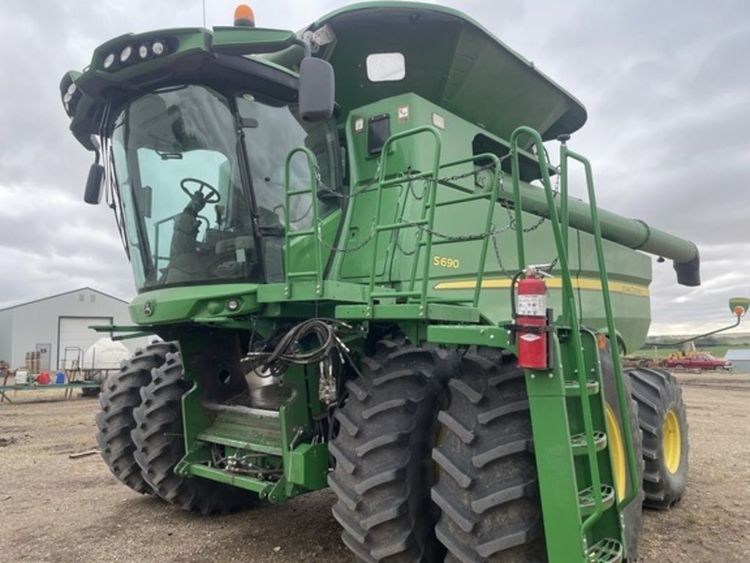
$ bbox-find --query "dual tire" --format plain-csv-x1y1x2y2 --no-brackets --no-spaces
95,342,177,494
329,342,546,562
96,343,256,514
328,336,454,562
330,340,648,562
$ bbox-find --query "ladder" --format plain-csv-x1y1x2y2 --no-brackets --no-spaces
509,126,640,561
282,147,325,297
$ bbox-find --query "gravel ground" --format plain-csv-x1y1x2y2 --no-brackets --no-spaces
1,371,748,562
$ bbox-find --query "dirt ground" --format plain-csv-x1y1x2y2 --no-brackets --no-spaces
1,371,748,562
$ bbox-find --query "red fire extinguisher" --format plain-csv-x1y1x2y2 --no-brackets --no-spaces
514,268,550,370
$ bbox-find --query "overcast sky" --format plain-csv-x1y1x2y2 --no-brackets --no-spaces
0,0,748,334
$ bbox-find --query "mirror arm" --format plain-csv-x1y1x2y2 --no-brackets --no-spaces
292,38,312,61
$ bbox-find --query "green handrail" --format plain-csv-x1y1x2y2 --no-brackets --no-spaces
559,140,570,253
284,146,323,296
509,126,604,534
370,126,442,312
509,145,527,270
561,146,639,511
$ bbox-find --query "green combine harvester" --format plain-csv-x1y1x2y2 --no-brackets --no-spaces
61,3,693,561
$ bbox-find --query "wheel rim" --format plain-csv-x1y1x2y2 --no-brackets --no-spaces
662,409,682,474
605,403,627,501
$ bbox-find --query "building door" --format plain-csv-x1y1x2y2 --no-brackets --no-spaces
36,343,51,371
58,316,112,369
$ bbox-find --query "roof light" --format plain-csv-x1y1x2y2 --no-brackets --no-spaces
152,41,165,56
120,45,133,63
138,44,149,59
234,4,255,27
103,53,115,69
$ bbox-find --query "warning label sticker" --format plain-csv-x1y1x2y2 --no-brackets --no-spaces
517,295,546,316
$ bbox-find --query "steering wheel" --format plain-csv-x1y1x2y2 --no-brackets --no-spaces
180,177,221,204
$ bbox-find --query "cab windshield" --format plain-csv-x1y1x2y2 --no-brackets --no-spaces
111,85,339,290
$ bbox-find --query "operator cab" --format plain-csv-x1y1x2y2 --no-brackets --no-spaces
63,20,341,292
111,85,340,290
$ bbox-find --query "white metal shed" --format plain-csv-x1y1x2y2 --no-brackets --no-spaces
0,287,146,371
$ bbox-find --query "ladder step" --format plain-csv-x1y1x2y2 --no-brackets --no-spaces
564,380,600,396
570,431,607,455
586,538,623,563
577,484,615,516
196,408,283,456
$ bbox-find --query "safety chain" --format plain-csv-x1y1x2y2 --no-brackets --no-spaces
382,155,545,278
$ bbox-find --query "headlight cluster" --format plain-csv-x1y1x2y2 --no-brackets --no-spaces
62,82,79,114
60,70,82,117
102,40,168,70
62,82,77,105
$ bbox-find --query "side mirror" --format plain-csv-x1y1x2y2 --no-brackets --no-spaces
84,163,105,204
299,57,335,122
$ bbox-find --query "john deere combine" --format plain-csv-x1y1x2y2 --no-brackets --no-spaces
61,3,692,561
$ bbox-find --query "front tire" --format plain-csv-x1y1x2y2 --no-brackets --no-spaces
628,368,688,509
328,336,456,562
431,348,545,562
95,342,176,494
131,351,258,514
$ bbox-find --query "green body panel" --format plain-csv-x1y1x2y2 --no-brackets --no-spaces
525,355,586,560
129,284,260,325
198,410,283,454
288,443,329,490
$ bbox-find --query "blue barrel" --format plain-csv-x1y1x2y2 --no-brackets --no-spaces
55,371,66,384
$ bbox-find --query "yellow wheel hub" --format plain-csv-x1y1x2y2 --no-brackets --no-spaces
662,409,682,474
605,403,627,501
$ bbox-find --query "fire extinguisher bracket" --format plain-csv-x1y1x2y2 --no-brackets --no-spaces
505,323,556,335
511,270,554,370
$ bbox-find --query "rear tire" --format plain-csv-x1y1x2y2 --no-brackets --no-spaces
431,348,546,562
600,344,644,561
95,342,176,494
328,335,456,562
131,351,258,514
627,368,688,509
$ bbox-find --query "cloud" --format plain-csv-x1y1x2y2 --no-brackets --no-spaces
0,0,747,336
